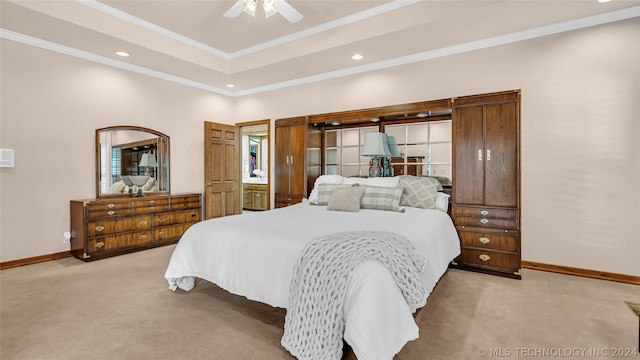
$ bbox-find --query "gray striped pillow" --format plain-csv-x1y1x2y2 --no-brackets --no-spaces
316,184,352,206
360,185,405,212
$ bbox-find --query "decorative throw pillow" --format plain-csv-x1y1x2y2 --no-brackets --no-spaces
110,180,126,194
315,183,352,206
143,177,156,191
327,186,366,212
308,175,344,204
360,185,404,212
435,192,450,212
399,175,440,209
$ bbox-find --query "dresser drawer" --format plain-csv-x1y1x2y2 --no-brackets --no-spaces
87,201,131,213
88,208,133,218
154,209,200,227
170,195,201,210
458,230,517,252
88,231,153,253
133,205,170,214
455,216,518,229
154,223,195,242
133,198,169,208
457,248,519,272
275,194,304,208
87,215,151,237
453,206,517,219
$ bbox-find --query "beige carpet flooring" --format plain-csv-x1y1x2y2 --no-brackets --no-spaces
1,244,638,360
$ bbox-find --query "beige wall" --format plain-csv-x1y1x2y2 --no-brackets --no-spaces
1,18,638,276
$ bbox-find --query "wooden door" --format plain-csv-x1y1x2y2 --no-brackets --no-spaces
274,125,290,194
484,101,519,207
204,122,240,219
288,123,307,196
453,105,485,206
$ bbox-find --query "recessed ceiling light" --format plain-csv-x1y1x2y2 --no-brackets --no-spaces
351,54,363,61
371,117,380,122
597,0,612,2
115,51,130,57
226,84,235,88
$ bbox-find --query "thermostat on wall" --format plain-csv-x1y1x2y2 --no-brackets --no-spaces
0,149,15,168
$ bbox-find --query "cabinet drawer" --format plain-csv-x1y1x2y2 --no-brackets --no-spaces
89,231,152,252
170,195,201,207
457,248,519,271
453,206,517,219
154,209,200,227
88,208,133,218
87,201,131,213
133,205,170,214
455,216,517,229
133,198,169,208
154,223,195,242
275,194,304,207
87,215,151,237
457,230,517,252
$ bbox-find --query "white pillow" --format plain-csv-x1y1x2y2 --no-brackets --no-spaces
342,177,367,186
435,192,450,212
365,176,399,188
308,175,343,204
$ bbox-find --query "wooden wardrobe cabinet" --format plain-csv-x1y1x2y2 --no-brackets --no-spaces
70,193,201,261
275,117,307,208
451,90,521,279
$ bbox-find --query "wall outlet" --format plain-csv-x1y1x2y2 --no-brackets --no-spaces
63,231,71,244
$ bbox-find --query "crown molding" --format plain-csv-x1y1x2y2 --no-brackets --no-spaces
2,5,639,97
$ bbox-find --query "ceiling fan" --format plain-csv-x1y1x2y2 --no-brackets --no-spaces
224,0,303,23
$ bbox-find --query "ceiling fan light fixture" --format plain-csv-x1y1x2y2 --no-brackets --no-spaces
241,0,257,17
262,0,278,18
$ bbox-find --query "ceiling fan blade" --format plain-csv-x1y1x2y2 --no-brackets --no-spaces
274,0,303,23
223,0,244,18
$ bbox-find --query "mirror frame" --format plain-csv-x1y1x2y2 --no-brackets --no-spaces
95,125,170,198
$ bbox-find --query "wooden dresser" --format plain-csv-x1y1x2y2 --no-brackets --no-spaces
451,90,521,279
70,193,201,261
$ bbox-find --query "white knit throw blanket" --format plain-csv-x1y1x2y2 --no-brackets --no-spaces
281,230,428,360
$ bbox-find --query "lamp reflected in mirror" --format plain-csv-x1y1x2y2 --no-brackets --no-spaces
138,153,157,176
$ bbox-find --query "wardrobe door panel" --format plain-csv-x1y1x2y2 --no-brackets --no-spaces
485,102,518,207
453,105,485,205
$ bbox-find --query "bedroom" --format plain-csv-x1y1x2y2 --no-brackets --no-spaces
1,0,639,358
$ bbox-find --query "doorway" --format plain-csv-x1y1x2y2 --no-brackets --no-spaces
238,120,270,211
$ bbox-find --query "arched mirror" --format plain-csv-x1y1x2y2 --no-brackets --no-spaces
96,126,170,197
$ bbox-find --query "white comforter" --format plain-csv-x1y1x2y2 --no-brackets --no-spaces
164,200,460,360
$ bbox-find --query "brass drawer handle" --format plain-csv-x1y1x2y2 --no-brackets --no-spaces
480,218,489,225
94,225,105,232
480,210,489,216
139,220,148,226
107,211,115,216
148,200,155,205
140,234,148,240
256,193,261,197
479,254,490,262
158,232,165,238
95,242,105,249
479,237,490,245
107,203,115,208
149,207,155,211
287,197,292,201
158,217,165,223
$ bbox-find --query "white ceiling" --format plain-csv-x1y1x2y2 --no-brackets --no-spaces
2,0,639,97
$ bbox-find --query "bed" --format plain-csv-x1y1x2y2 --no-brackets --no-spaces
164,175,460,360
